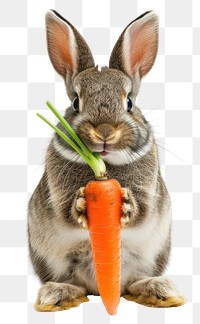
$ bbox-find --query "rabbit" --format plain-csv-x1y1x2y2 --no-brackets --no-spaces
28,9,185,308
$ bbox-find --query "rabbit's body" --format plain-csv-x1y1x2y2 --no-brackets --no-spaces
29,120,171,295
28,10,184,308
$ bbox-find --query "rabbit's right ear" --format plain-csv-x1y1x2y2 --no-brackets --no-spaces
45,10,95,82
109,11,158,83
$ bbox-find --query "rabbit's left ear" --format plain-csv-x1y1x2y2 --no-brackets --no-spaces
45,10,95,81
109,11,158,81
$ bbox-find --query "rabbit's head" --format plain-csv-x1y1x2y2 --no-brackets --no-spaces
46,10,158,165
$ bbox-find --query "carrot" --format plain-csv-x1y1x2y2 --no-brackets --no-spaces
37,101,122,315
85,179,121,315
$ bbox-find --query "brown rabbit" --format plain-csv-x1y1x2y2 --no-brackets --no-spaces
28,10,185,308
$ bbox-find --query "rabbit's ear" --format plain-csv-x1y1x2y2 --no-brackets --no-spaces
45,10,95,80
109,11,158,80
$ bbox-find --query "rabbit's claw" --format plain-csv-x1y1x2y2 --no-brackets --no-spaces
75,187,88,230
77,214,88,230
121,188,134,228
76,197,86,212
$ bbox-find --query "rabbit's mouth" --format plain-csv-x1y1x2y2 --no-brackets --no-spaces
92,142,113,156
99,151,109,157
99,142,111,156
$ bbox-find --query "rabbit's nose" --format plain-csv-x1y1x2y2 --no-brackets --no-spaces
95,123,115,141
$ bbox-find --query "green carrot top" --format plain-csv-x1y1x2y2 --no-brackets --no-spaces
36,101,107,180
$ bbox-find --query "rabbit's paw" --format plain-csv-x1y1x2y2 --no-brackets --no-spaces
124,276,186,308
73,187,88,229
35,282,89,312
121,188,137,228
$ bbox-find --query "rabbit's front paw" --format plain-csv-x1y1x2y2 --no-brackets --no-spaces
121,188,137,228
73,187,88,229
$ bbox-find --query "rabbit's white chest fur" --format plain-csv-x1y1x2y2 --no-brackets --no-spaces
45,206,171,295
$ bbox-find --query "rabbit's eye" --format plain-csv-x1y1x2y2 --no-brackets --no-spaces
72,96,79,112
127,96,133,112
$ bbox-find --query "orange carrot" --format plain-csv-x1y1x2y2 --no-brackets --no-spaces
85,179,122,315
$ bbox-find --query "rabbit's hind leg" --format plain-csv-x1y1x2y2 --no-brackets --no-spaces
123,276,186,308
35,281,89,312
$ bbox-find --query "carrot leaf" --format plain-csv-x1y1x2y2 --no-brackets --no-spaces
36,101,107,180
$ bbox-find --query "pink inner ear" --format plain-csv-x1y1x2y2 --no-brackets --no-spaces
129,25,143,69
47,19,74,76
128,21,157,77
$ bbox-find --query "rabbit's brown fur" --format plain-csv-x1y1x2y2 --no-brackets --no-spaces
28,10,185,308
